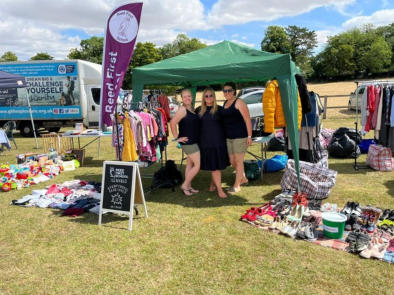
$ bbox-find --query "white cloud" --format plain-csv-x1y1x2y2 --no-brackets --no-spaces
206,0,355,26
342,9,394,30
0,17,81,60
314,29,339,53
0,0,386,60
382,0,390,8
0,0,207,60
199,38,222,46
314,9,394,53
230,40,255,48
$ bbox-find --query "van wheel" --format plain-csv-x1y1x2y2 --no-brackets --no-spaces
48,127,61,133
19,122,37,137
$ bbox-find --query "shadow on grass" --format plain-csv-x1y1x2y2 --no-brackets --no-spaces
260,189,283,201
338,109,356,116
51,209,145,228
82,157,105,167
70,164,282,209
384,180,394,197
328,161,372,174
145,187,257,208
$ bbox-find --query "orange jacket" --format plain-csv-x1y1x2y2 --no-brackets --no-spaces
263,80,302,133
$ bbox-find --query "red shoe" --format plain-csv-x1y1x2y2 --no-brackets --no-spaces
294,192,308,207
241,207,256,221
249,208,265,222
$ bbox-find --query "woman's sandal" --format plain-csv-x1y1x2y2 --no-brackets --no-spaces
240,178,249,186
189,187,199,194
228,187,241,194
180,187,193,196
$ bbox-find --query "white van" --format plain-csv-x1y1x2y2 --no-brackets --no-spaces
0,60,102,136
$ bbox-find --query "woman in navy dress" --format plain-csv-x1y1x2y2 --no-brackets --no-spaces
197,87,230,198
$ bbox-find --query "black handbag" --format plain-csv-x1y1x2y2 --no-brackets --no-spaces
244,160,261,180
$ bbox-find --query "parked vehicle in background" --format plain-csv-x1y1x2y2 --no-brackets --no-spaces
239,89,264,118
348,85,365,111
0,60,102,136
168,96,179,118
237,86,264,98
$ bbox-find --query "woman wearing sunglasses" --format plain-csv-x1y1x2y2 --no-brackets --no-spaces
196,87,230,198
170,88,200,196
220,82,252,194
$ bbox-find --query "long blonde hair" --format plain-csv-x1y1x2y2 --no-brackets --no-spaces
199,87,217,117
181,88,194,111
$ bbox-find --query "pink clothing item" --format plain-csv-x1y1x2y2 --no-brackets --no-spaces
46,184,61,195
365,85,376,132
137,112,154,159
371,85,381,129
128,115,137,147
152,116,159,136
61,187,73,197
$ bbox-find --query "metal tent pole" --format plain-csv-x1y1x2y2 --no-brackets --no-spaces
26,96,39,149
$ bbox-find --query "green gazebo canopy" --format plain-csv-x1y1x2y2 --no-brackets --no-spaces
132,41,301,188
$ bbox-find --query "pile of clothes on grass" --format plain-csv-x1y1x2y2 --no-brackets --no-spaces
11,180,102,217
240,192,394,264
0,162,61,192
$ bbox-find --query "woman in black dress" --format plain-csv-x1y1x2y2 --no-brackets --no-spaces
170,89,200,196
197,87,230,198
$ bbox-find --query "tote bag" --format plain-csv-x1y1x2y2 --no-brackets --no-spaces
366,145,393,171
280,159,337,200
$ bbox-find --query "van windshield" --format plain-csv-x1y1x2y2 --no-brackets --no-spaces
91,88,100,105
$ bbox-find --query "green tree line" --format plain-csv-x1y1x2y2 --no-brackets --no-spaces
1,23,392,84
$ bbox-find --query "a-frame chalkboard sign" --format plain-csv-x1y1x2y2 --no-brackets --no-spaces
98,161,148,231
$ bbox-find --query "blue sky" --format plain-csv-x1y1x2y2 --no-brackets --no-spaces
0,0,393,60
190,0,394,52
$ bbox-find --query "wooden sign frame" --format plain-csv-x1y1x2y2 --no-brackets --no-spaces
98,161,148,231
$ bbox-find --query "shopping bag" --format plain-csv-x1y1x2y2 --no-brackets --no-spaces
366,145,393,171
280,159,337,200
263,154,288,172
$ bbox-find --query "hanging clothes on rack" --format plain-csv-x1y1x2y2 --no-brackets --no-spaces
157,93,170,121
263,79,302,133
286,91,324,163
122,112,138,161
357,81,394,153
112,100,170,164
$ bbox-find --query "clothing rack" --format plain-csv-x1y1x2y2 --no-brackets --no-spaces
114,101,169,166
353,81,394,170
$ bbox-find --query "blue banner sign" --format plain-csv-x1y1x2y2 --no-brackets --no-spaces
0,105,82,120
0,62,82,120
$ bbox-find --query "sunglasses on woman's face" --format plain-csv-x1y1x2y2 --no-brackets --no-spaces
204,94,214,98
223,89,233,93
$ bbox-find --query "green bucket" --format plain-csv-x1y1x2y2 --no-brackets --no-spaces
322,212,347,239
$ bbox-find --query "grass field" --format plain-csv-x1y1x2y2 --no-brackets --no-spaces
0,83,393,294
